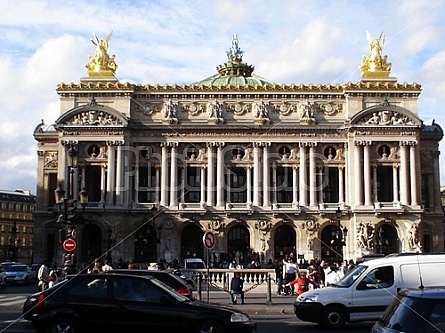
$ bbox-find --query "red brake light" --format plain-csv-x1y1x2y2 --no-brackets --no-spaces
176,286,189,295
36,294,45,311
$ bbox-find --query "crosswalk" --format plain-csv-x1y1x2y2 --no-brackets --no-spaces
0,294,28,308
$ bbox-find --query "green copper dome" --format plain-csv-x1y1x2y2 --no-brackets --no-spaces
193,35,279,87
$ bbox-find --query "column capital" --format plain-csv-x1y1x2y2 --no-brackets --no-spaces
61,140,79,147
400,140,417,146
107,140,124,146
300,142,317,147
354,140,372,146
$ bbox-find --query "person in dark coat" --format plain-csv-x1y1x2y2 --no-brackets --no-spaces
230,273,245,304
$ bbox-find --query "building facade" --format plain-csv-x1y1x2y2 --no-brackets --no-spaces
33,33,444,268
0,189,36,264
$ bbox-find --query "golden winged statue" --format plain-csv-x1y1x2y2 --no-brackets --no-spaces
86,31,118,77
360,31,391,78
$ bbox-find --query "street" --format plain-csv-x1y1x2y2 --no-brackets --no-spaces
0,284,374,333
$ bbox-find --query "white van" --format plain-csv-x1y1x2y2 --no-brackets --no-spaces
183,258,206,269
294,253,445,329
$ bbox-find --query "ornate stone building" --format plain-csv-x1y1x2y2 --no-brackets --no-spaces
33,33,443,268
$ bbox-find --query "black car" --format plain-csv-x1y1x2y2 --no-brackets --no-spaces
372,287,445,333
105,268,194,299
23,273,255,333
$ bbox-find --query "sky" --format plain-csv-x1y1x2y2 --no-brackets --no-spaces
1,0,445,194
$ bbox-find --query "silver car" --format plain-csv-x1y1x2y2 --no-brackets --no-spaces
4,264,36,285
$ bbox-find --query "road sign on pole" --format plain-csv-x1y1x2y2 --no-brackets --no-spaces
63,239,76,252
203,231,216,250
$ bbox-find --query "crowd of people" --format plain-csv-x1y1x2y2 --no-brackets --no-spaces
274,257,356,296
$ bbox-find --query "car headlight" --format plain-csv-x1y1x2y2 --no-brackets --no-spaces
231,312,251,323
298,293,319,302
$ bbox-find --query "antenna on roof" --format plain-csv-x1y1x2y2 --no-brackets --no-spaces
416,254,424,290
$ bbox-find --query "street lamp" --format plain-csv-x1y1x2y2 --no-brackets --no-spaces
336,207,348,247
9,221,19,261
79,188,88,211
54,144,81,277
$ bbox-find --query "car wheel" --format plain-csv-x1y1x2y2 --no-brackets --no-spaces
321,305,346,329
194,320,226,333
48,317,78,333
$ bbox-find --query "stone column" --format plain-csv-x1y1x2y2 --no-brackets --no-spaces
200,166,206,207
399,142,409,206
292,166,299,207
392,165,399,205
299,144,308,207
309,144,317,208
106,142,116,206
364,143,372,207
100,164,106,205
115,142,124,206
317,166,324,207
246,166,252,206
155,166,160,205
354,142,364,207
372,165,378,204
134,150,140,205
262,144,271,207
179,167,185,206
253,143,262,207
338,165,344,205
409,143,420,206
272,164,277,206
160,143,169,207
216,143,225,208
169,143,178,207
207,143,215,207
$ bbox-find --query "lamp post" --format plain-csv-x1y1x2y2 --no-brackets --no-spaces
336,207,348,247
9,221,19,261
54,144,82,277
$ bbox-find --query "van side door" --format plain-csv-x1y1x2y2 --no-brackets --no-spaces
350,265,397,322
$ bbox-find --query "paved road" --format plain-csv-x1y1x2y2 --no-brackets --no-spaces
0,285,374,333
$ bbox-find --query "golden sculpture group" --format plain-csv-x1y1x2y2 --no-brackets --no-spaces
360,31,392,78
86,31,118,77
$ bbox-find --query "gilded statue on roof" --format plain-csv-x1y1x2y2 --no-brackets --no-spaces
86,31,118,77
360,31,391,78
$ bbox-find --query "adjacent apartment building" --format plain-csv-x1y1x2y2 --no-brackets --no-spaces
0,189,36,264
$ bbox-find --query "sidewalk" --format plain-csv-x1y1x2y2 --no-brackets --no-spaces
195,290,297,315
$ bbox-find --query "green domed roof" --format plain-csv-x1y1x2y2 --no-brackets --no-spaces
193,35,279,87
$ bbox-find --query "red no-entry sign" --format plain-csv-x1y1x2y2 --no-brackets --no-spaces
63,239,77,252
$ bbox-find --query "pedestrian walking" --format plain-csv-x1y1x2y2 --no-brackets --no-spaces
37,260,50,291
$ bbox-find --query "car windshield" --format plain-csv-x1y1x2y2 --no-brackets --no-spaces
336,265,368,288
150,277,189,302
7,266,26,272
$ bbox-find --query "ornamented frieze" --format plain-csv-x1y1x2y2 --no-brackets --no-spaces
65,110,123,126
358,110,415,126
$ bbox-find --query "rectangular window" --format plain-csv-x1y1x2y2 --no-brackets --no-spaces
185,167,200,203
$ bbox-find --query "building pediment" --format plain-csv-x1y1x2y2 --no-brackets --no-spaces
350,102,422,127
55,98,128,128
